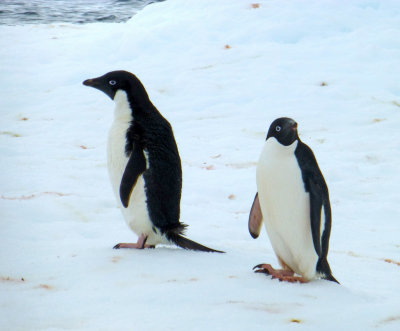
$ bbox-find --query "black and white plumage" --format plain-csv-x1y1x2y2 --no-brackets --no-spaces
83,70,222,253
249,117,338,283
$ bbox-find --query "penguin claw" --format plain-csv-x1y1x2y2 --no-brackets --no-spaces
113,243,140,249
253,264,265,270
253,263,273,275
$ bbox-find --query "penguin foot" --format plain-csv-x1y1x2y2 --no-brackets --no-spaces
253,263,293,276
113,234,155,249
279,275,308,283
253,264,308,283
113,243,155,249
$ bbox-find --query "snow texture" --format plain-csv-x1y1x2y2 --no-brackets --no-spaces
1,0,400,330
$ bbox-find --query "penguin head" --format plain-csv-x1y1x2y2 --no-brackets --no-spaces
266,117,299,146
83,70,148,101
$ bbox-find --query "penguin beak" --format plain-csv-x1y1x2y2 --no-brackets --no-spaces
83,78,99,87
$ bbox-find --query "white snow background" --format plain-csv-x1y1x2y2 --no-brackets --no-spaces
1,0,400,330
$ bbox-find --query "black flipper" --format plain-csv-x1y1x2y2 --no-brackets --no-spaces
295,141,339,283
308,178,323,257
120,141,147,208
166,226,224,253
308,179,339,283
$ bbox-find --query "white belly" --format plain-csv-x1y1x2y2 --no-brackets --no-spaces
107,91,166,245
256,138,318,280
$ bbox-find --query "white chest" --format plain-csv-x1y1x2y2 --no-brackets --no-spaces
107,91,132,192
256,138,318,279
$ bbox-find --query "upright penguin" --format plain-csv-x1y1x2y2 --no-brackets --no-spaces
83,70,222,252
249,117,338,283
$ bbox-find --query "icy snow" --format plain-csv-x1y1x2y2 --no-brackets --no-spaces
1,0,400,330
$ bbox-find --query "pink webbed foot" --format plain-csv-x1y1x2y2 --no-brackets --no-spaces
113,234,155,249
253,264,308,283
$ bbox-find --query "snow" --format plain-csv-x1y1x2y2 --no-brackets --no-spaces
1,0,400,330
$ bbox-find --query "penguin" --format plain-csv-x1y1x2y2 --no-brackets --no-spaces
248,117,338,283
83,70,223,253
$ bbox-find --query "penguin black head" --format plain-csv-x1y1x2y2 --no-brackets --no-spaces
266,117,299,146
83,70,148,101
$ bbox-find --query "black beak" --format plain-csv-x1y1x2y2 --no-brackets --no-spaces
83,78,98,87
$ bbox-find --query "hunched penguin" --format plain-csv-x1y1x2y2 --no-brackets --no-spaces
249,117,338,283
83,70,223,253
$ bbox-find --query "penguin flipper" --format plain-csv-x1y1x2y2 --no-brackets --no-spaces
308,179,324,257
166,227,224,253
307,172,333,262
120,143,147,208
249,193,263,239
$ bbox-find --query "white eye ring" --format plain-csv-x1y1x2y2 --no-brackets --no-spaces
276,125,281,132
109,80,117,86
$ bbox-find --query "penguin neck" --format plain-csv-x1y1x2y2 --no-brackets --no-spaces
113,90,133,124
265,137,299,156
126,85,156,118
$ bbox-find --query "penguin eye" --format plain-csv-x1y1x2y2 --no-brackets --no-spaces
109,80,117,86
275,125,281,132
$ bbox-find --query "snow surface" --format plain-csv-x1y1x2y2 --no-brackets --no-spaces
1,0,400,330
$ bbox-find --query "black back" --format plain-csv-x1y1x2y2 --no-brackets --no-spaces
134,109,183,234
122,74,183,234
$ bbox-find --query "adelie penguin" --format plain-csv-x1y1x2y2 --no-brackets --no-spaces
83,70,223,253
249,117,338,283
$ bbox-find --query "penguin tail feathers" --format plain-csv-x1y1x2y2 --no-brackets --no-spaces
166,226,224,253
317,257,340,284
